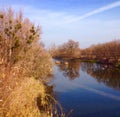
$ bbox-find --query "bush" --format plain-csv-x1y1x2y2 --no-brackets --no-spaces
0,8,57,117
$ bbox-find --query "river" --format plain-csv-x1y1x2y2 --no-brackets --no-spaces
50,60,120,117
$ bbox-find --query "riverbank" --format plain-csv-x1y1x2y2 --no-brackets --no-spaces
0,8,64,117
51,40,120,69
0,52,54,117
54,57,120,69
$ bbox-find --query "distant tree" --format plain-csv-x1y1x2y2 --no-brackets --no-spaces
51,39,81,58
81,40,120,62
65,40,79,55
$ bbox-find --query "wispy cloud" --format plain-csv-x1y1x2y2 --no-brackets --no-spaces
1,1,120,48
4,1,120,25
67,1,120,23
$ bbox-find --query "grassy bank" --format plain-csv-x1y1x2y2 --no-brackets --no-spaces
80,59,98,63
0,52,54,117
0,8,64,117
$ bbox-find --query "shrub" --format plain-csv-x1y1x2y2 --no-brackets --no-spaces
0,8,58,117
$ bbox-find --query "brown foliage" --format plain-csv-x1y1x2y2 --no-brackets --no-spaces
0,7,41,68
50,39,81,59
0,8,55,117
81,40,120,62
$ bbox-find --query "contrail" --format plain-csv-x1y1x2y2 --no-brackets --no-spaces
68,1,120,22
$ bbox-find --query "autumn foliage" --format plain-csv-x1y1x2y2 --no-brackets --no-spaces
50,40,81,59
0,8,55,117
81,40,120,64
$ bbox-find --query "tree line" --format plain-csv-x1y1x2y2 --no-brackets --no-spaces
81,40,120,64
50,39,120,66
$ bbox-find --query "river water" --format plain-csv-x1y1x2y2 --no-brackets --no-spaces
50,60,120,117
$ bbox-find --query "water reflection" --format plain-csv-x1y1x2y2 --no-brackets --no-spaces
57,60,80,80
81,62,120,90
53,61,120,117
55,60,120,90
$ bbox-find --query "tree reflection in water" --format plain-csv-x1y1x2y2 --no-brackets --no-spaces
81,62,120,90
56,60,120,90
57,60,80,80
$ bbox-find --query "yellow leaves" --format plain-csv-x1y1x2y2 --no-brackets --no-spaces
0,59,4,65
2,78,48,117
0,7,55,117
15,82,18,86
0,73,5,79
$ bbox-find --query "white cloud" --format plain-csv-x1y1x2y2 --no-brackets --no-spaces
5,1,120,26
12,5,69,26
1,2,120,48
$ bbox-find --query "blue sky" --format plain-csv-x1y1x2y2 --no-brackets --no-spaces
0,0,120,48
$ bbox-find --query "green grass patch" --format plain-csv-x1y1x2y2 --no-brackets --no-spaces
80,59,97,63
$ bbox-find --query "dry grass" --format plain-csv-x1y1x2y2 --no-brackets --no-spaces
0,55,64,117
0,8,65,117
0,77,65,117
1,78,45,117
0,47,64,117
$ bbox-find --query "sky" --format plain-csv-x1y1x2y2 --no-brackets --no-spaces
0,0,120,48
